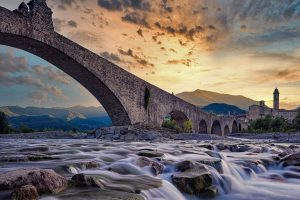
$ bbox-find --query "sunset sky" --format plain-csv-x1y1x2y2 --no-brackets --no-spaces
0,0,300,109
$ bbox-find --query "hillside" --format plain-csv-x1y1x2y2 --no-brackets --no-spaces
0,106,111,131
202,103,247,116
176,89,258,110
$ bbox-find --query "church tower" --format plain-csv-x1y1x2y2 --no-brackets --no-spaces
273,88,279,110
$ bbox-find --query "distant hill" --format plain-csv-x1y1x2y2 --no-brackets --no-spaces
202,103,247,116
176,89,258,110
0,106,111,131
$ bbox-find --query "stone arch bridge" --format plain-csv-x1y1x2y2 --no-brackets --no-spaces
0,0,247,136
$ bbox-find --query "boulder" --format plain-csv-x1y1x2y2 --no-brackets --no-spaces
0,168,68,194
71,174,104,188
172,164,212,195
281,152,300,167
11,185,38,200
135,157,164,175
137,150,164,158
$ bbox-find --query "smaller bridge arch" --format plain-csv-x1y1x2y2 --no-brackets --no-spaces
211,120,222,136
198,119,208,134
232,120,239,133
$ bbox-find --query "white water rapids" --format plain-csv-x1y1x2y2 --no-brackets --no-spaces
0,139,300,200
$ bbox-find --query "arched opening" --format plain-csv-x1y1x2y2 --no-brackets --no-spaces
0,44,117,132
224,125,230,135
211,120,222,136
198,119,207,134
0,31,132,126
162,110,192,132
239,123,242,132
232,120,239,133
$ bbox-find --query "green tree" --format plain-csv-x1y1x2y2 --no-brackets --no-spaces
0,111,9,134
271,117,287,132
293,110,300,131
19,123,34,133
183,120,193,133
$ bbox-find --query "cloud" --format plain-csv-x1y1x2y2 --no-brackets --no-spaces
137,29,143,37
0,51,69,103
53,18,66,32
118,48,154,67
97,0,122,11
97,0,151,11
56,0,77,10
68,20,78,28
121,11,150,28
68,30,100,44
167,59,192,67
0,51,28,73
100,51,121,62
32,65,71,85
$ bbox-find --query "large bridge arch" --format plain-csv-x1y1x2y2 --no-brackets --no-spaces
0,34,131,126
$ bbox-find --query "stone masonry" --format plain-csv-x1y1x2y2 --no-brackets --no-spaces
0,0,247,136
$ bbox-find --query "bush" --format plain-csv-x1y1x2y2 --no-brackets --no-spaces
19,124,34,133
293,110,300,131
249,115,294,133
0,111,9,134
183,120,193,133
162,119,179,131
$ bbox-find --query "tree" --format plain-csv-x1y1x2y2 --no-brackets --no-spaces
0,111,10,134
19,123,34,133
271,117,287,132
183,120,193,133
293,110,300,131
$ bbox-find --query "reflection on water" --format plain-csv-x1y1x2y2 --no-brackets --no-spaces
0,139,300,200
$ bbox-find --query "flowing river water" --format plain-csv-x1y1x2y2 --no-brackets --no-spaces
0,139,300,200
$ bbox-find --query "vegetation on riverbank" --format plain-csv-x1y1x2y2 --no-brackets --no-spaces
162,118,193,133
248,110,300,133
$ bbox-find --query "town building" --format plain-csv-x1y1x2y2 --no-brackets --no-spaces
248,88,298,122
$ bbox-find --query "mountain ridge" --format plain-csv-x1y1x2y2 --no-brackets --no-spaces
176,89,258,110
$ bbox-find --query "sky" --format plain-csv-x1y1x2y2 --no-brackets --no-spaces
0,0,300,109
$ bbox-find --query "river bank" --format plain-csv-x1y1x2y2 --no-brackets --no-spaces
1,127,300,143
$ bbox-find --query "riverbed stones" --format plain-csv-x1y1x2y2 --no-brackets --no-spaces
137,150,164,158
172,164,213,195
135,157,164,175
281,151,300,166
0,168,68,194
71,174,104,188
11,185,38,200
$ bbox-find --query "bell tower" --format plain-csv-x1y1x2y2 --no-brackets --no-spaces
273,88,279,110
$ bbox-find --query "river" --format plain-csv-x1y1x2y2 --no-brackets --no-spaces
0,139,300,200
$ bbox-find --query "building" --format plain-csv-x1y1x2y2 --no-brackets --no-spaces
248,88,299,122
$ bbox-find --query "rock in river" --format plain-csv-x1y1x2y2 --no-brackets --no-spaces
0,168,68,194
281,151,300,167
11,185,39,200
172,164,213,196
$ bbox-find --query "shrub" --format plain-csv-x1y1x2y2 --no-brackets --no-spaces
19,124,34,133
0,111,9,134
293,110,300,131
183,120,193,133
